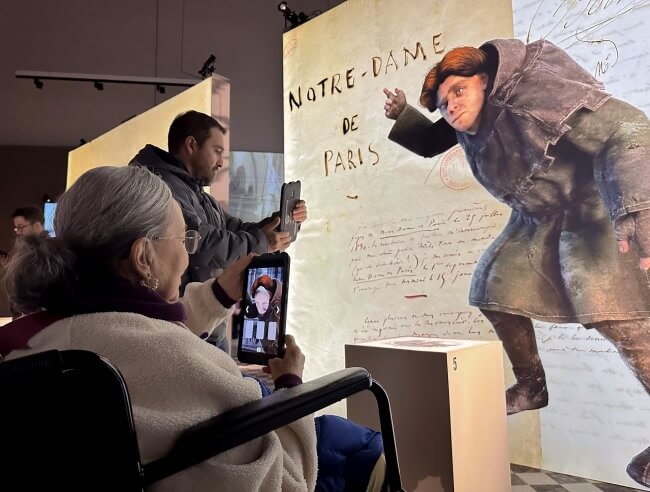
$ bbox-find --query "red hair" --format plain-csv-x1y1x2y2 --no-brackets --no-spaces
251,274,275,296
420,46,488,111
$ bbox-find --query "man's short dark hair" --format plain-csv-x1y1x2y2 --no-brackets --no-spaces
11,206,44,224
168,111,227,154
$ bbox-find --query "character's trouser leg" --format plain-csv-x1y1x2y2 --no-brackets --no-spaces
586,319,650,488
587,319,650,395
481,309,549,415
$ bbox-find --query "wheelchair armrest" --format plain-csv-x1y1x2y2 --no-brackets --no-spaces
142,367,371,485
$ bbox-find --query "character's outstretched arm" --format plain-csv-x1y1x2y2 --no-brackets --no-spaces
383,88,458,158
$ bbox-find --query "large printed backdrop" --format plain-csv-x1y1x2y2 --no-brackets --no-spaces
281,0,527,463
282,0,650,487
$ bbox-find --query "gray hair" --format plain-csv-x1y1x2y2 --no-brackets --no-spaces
5,166,173,313
55,165,173,255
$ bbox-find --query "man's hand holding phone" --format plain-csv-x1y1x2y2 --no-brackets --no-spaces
261,217,292,252
263,335,305,380
292,200,308,224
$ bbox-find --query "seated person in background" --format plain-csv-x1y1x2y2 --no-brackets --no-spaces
11,205,47,237
1,165,384,492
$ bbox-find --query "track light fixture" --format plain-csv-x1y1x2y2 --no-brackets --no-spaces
198,55,216,79
278,2,309,31
16,71,198,93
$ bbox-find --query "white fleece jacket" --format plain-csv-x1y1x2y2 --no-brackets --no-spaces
6,280,317,491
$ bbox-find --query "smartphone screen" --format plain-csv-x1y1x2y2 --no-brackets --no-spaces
239,262,287,360
43,202,57,237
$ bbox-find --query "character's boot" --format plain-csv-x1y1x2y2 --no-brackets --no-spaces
626,446,650,488
588,319,650,488
481,309,548,415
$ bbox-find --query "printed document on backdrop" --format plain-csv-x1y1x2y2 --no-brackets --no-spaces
281,0,525,459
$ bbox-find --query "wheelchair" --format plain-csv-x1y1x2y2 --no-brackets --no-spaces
0,350,404,491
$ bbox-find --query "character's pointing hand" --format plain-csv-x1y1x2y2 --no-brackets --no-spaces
383,88,407,120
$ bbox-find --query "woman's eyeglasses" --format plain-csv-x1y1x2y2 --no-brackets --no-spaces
154,230,202,254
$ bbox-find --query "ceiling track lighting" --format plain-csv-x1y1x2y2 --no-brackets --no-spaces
198,54,216,79
15,70,199,93
277,2,311,31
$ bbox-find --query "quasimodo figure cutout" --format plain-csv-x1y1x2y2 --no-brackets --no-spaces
383,38,650,488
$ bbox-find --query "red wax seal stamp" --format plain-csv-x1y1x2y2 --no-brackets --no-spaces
439,146,473,190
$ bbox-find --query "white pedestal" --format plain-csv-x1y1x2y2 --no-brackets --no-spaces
346,336,510,492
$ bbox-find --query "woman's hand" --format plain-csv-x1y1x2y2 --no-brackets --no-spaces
264,334,305,380
261,217,292,252
216,254,254,300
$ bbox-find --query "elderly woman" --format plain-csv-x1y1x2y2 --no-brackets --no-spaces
383,39,650,487
1,166,383,491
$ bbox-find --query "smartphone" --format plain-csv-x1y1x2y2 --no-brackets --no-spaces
236,252,290,365
279,181,301,242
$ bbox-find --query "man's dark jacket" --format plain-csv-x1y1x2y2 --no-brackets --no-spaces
130,145,269,285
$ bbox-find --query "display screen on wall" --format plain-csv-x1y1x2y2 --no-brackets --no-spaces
228,151,284,222
43,202,57,237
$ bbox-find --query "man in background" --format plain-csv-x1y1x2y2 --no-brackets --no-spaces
7,206,48,318
11,206,47,237
130,110,307,351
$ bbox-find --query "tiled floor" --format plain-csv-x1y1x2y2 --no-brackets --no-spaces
511,464,647,491
233,355,648,492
